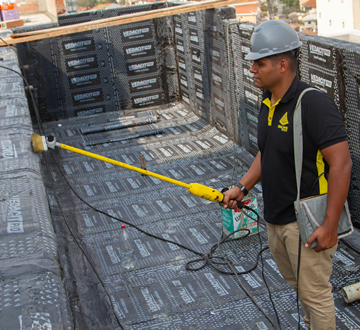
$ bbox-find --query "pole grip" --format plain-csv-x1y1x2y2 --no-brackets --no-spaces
187,183,224,202
220,187,244,209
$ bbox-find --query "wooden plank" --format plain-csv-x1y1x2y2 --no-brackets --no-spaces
0,0,245,46
1,19,24,29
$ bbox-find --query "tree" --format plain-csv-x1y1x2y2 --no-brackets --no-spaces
279,0,299,10
267,0,274,17
261,2,267,12
273,5,278,15
75,0,97,8
266,0,279,18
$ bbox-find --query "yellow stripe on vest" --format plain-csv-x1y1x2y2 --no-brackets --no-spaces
316,150,328,194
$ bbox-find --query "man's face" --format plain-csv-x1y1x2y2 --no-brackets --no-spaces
249,57,280,90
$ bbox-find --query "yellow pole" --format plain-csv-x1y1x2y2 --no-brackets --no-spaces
58,143,224,202
59,143,190,188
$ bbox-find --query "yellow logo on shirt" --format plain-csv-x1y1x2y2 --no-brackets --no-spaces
278,112,289,132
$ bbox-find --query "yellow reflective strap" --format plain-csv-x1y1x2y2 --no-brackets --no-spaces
316,150,328,194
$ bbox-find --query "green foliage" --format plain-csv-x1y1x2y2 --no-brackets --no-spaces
280,0,299,9
282,7,290,15
266,0,279,17
267,0,274,15
282,6,299,18
75,0,97,8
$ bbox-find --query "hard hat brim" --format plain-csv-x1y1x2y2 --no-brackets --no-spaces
245,52,270,61
245,42,303,61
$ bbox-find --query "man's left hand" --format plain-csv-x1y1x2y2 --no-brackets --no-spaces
305,224,338,252
307,141,352,252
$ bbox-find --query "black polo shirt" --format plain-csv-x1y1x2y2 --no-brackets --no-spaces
257,76,348,225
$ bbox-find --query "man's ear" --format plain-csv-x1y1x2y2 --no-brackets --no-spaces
278,59,289,73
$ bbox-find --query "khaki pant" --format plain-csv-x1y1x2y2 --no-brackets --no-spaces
266,221,337,330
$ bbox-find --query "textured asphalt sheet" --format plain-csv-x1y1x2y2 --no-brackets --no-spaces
0,44,73,329
37,102,360,329
2,15,360,328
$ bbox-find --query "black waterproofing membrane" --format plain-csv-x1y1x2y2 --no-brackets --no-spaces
1,3,360,329
37,102,360,329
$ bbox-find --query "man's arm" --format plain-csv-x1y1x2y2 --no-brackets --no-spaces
220,151,261,209
305,141,352,252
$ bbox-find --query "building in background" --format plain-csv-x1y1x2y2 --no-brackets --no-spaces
233,1,260,23
302,12,317,32
317,0,360,36
289,23,300,31
301,0,316,12
15,0,65,17
301,0,317,33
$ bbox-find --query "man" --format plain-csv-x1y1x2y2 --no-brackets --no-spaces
220,20,352,330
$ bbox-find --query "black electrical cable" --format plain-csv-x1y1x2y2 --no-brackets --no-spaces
48,142,282,328
34,40,360,330
226,21,282,329
185,226,264,274
212,205,281,330
1,47,282,329
48,152,280,330
0,62,126,330
45,152,126,330
0,36,27,77
0,64,44,135
0,36,44,135
49,113,279,326
43,113,281,326
7,26,360,330
49,148,264,273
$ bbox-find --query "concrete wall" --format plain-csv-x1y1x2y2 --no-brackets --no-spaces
17,0,39,14
321,30,360,43
16,0,61,18
317,0,354,35
38,0,57,19
353,0,360,30
15,0,66,16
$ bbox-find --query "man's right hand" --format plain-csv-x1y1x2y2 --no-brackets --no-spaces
220,151,261,209
219,186,245,209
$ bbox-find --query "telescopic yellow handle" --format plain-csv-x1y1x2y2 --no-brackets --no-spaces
187,183,223,202
58,143,224,202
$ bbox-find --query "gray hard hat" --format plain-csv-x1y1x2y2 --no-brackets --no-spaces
245,20,302,61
